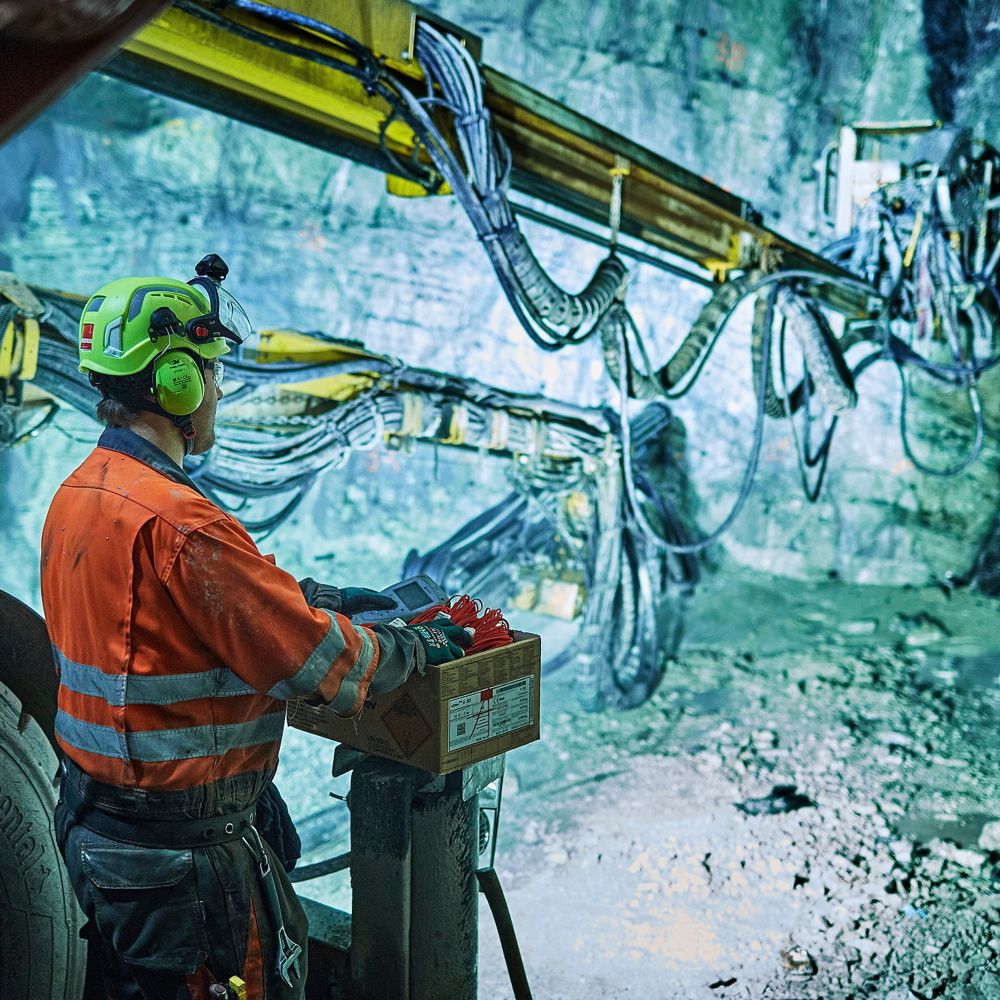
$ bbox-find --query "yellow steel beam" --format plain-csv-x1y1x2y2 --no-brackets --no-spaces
249,328,386,400
124,3,420,157
117,0,867,308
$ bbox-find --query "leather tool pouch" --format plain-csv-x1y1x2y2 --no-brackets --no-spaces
80,842,210,973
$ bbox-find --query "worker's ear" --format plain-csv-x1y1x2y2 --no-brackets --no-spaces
152,350,205,415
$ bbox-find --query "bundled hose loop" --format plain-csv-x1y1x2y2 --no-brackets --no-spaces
413,20,627,346
657,270,765,393
774,289,856,413
496,227,628,328
619,285,780,555
599,305,660,401
750,287,857,417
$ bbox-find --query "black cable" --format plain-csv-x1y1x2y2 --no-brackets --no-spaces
778,321,837,502
177,1,374,86
226,0,380,75
650,269,880,400
619,287,778,554
477,868,533,1000
895,361,984,477
509,201,715,287
11,400,60,446
287,851,351,883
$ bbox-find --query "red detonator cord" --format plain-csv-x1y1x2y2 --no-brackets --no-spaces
409,595,514,654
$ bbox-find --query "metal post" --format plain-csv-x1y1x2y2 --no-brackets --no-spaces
410,770,478,1000
348,758,419,1000
347,758,485,1000
835,125,858,236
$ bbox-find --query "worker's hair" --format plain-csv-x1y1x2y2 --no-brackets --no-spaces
90,371,152,427
95,396,140,427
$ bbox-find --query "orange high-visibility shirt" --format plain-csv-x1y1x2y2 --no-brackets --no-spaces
40,428,384,793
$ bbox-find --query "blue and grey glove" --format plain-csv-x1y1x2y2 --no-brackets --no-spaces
405,617,474,665
298,578,396,616
255,781,302,873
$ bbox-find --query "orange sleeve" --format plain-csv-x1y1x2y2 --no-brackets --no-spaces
164,517,379,715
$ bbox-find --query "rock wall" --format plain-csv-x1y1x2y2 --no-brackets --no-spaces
2,0,999,609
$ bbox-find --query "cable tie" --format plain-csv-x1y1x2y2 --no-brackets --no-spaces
456,109,489,128
478,222,518,244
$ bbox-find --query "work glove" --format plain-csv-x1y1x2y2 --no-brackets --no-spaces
298,578,396,616
405,617,474,665
255,780,302,873
340,587,397,616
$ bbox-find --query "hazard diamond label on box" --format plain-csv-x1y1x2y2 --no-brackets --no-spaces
447,675,533,752
382,692,433,758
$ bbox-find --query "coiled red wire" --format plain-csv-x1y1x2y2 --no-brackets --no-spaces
409,595,514,653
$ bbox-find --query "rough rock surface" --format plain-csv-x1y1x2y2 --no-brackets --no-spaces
2,1,1000,592
3,8,1000,995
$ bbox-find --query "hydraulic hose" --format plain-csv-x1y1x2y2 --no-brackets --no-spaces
659,270,765,394
751,286,858,416
619,285,778,554
495,224,628,332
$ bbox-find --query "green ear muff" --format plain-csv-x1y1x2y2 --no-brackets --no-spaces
153,350,205,416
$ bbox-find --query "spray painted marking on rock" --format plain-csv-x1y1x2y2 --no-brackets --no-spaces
447,676,533,752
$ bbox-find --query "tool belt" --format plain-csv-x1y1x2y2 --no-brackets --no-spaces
60,764,256,849
59,762,303,988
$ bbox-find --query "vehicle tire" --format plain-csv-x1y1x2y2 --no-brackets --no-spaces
0,679,86,1000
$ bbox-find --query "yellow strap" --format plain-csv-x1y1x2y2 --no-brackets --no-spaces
531,418,546,456
19,318,40,381
0,272,44,316
487,409,510,451
400,393,424,437
440,403,467,445
903,208,924,269
0,320,15,379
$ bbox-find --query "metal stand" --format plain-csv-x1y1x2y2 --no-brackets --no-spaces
348,755,499,1000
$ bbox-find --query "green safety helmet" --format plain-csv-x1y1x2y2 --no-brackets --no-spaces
79,254,254,418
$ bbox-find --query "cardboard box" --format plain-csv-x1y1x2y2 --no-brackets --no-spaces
288,631,541,774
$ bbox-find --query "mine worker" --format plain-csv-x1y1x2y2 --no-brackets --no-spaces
40,255,473,999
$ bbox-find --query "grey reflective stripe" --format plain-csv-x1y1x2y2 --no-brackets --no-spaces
56,709,128,760
55,647,258,706
266,609,347,700
56,647,127,706
126,669,258,704
54,708,284,763
328,627,377,715
127,712,285,762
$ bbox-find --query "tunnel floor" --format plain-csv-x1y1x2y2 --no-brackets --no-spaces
279,572,1000,999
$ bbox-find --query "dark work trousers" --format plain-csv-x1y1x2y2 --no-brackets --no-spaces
54,799,309,1000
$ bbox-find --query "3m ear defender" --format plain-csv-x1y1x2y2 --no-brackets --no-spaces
152,350,205,416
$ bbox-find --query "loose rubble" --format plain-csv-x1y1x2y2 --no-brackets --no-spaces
280,573,1000,999
473,575,1000,998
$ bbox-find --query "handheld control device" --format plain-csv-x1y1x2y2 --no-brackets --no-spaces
350,574,449,625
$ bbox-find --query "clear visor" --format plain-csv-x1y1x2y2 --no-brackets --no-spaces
216,286,255,344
